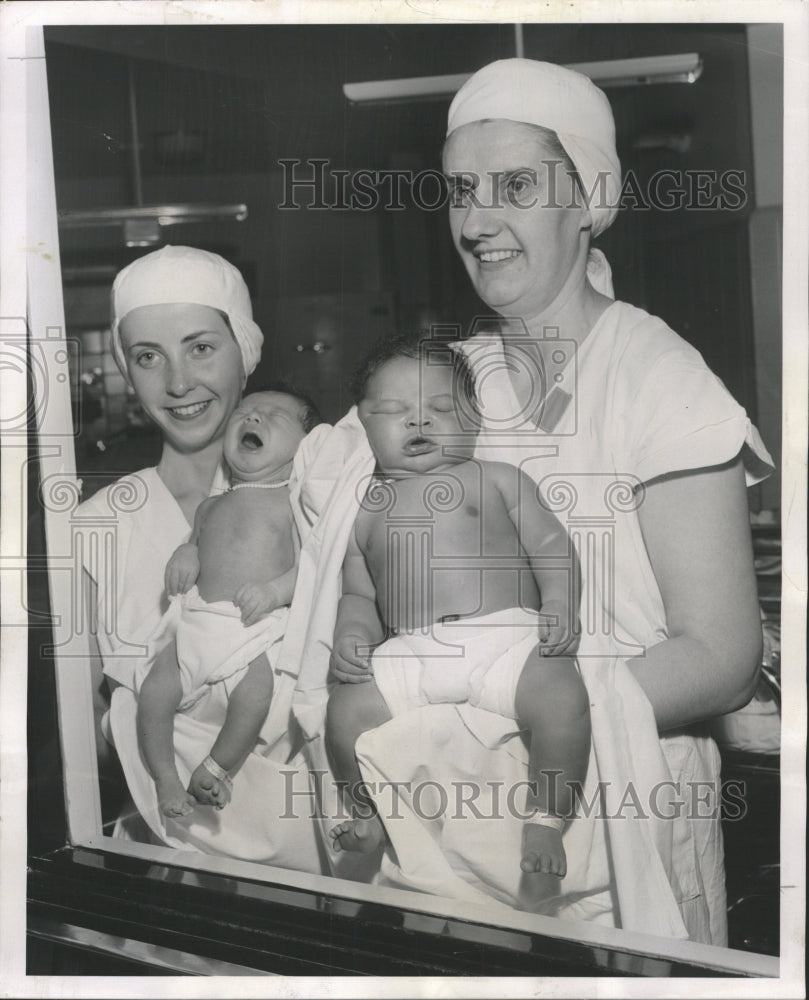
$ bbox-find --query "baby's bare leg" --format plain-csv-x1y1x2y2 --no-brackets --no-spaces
188,651,274,809
325,680,392,853
137,641,195,818
514,649,591,881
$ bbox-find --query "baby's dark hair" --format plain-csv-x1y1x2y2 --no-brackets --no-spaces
351,329,478,414
243,377,323,433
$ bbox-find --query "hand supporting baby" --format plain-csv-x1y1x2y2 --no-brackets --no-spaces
537,599,580,657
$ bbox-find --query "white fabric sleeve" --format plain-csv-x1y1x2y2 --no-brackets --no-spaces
290,408,368,534
627,351,774,487
289,422,334,538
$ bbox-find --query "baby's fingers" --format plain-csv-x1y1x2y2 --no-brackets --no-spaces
333,669,372,684
234,586,255,612
237,590,266,625
341,650,373,672
329,658,372,683
539,628,570,656
241,603,265,627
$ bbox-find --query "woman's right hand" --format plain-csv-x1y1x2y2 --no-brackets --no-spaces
165,543,200,596
329,633,374,683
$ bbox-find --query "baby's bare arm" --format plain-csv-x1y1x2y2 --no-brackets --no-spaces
493,463,580,650
235,519,301,625
331,522,384,683
265,518,301,607
164,497,216,595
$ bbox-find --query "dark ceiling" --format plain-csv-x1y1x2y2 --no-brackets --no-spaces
45,23,755,187
41,22,779,426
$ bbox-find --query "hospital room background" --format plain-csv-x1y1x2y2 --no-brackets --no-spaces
27,21,783,964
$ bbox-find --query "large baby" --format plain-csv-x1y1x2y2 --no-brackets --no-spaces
325,332,591,880
137,387,319,817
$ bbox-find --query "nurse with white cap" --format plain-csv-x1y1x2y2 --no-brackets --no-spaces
442,59,773,944
76,246,320,872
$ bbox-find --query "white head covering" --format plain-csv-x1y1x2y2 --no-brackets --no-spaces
110,245,263,381
446,58,621,296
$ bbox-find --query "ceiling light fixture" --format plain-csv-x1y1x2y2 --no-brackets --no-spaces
56,59,248,246
343,53,703,106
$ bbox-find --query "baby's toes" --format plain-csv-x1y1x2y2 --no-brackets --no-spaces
520,850,540,873
163,796,191,819
198,772,216,792
190,780,218,806
208,780,229,808
172,795,195,818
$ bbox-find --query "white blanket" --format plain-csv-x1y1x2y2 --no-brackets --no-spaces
372,608,545,718
109,685,321,871
281,409,691,937
167,589,288,713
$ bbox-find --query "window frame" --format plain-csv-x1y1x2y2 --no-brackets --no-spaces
7,12,802,988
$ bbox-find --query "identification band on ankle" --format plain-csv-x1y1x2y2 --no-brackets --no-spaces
525,809,565,832
202,754,232,788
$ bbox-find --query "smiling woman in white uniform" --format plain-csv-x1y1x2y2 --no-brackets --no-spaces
76,245,319,872
441,58,773,944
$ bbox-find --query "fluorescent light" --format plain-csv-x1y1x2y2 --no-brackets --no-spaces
566,53,703,87
343,73,472,105
57,203,248,230
344,53,702,105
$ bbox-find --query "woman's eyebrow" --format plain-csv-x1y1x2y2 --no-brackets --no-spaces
125,339,161,351
180,329,224,343
496,167,539,182
126,329,223,350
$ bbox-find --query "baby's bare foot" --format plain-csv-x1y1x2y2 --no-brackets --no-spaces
516,869,561,913
521,822,566,877
329,816,385,854
155,775,195,818
188,763,231,810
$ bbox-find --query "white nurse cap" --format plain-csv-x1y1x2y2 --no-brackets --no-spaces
110,245,263,381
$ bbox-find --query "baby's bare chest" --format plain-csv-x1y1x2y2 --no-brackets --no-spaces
358,475,519,560
198,492,292,556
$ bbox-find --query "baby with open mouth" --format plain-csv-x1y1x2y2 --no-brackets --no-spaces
137,386,320,818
